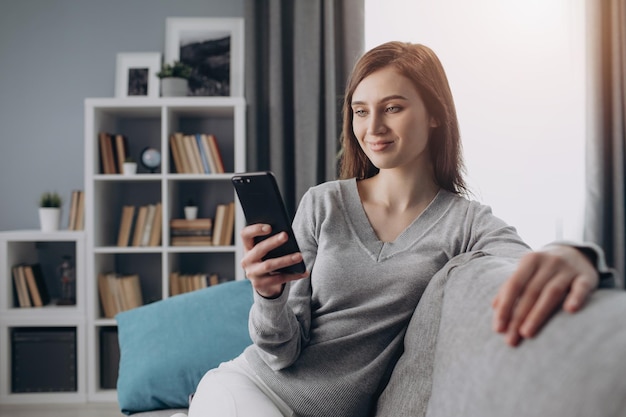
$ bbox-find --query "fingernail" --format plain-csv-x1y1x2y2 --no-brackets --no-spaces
519,324,532,338
261,225,271,232
567,299,580,311
291,253,301,261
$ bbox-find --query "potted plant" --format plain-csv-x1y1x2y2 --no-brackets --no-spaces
157,61,192,97
184,198,198,220
123,156,137,175
39,191,62,232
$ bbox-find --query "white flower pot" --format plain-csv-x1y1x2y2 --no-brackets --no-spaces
184,206,198,220
39,207,61,232
123,162,137,175
161,78,188,97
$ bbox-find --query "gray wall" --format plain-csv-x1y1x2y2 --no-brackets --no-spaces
0,0,244,231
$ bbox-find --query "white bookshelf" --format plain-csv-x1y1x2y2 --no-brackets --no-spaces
84,97,246,401
0,230,87,404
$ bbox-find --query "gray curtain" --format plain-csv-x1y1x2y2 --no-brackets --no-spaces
244,0,364,216
585,0,626,285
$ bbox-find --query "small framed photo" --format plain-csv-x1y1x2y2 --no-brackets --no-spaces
165,17,244,97
115,52,162,98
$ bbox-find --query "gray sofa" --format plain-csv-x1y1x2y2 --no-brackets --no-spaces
118,253,626,417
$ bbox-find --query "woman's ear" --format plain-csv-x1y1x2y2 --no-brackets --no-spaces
429,117,440,128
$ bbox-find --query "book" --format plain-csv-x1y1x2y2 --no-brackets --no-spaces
116,205,136,247
68,190,80,230
212,204,228,246
169,133,185,173
75,190,85,230
221,202,235,246
173,132,192,174
209,273,220,286
196,134,211,173
190,134,206,174
98,132,117,174
200,134,217,173
12,265,31,307
23,265,43,307
98,273,116,318
169,272,181,296
140,204,157,246
184,134,204,174
119,274,143,311
206,134,225,173
148,202,162,246
170,218,213,230
171,236,213,246
131,205,148,247
170,229,212,237
114,134,129,174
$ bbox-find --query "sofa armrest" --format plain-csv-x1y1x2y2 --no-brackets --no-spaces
376,254,626,417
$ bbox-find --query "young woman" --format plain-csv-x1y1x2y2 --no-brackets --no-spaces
185,41,609,417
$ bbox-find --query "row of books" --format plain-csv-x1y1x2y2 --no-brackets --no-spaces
97,273,143,318
116,202,234,247
67,190,85,230
99,132,129,174
12,264,50,308
169,132,225,174
117,203,162,247
169,272,223,296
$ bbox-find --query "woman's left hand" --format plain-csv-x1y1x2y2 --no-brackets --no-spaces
492,245,599,346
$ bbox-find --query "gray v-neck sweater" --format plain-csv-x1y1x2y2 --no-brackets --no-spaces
243,178,531,417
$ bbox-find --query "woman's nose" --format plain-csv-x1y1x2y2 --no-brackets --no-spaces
367,113,387,135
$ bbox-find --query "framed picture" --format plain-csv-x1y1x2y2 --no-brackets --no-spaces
165,17,244,97
115,53,161,98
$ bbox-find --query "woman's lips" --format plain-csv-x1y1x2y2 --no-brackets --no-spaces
367,140,394,152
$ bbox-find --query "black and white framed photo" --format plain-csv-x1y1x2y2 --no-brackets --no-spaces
165,17,244,97
115,53,161,98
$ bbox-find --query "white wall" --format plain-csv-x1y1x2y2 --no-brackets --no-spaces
365,0,586,249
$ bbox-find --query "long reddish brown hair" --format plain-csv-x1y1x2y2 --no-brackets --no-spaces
339,41,467,195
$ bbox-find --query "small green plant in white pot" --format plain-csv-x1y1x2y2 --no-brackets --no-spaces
39,191,62,232
157,61,192,97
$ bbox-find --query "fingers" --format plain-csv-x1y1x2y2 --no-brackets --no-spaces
240,224,309,298
563,277,594,312
492,253,539,334
240,224,272,251
492,247,599,347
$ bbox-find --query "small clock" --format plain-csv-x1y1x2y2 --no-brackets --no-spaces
140,147,161,173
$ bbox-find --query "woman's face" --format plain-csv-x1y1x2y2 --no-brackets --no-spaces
351,66,437,174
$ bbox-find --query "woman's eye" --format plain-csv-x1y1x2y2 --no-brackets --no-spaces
353,109,367,117
385,106,400,113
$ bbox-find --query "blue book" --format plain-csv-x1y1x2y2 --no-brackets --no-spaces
195,134,211,174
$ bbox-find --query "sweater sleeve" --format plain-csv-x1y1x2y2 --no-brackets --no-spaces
466,201,617,287
465,202,532,259
247,190,317,371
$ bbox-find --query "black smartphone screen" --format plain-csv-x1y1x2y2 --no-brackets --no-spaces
231,171,306,274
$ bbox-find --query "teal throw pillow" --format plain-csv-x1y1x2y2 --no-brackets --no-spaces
116,279,253,414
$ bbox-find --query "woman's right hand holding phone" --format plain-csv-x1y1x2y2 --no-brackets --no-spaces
240,224,309,298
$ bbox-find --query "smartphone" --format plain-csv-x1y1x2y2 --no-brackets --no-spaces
231,171,306,274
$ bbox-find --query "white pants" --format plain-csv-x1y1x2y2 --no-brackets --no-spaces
180,355,294,417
